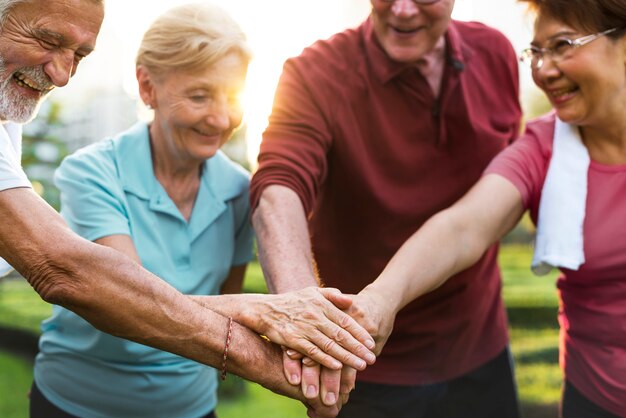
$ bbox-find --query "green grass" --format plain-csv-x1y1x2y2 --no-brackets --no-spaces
0,245,562,417
0,350,32,418
0,279,51,333
500,244,561,411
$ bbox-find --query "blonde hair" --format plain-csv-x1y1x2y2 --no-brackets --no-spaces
136,2,251,78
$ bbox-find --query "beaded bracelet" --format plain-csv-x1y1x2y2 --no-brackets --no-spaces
221,317,233,381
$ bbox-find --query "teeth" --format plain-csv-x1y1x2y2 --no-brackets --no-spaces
552,87,575,97
13,72,48,92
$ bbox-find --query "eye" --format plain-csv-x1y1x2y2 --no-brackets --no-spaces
551,38,574,56
38,38,58,49
528,46,543,59
189,94,209,103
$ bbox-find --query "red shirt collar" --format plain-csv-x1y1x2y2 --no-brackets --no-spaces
362,16,474,84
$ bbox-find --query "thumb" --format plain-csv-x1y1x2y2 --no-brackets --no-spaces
318,287,353,310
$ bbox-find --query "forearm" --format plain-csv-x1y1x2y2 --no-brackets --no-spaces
253,185,318,293
364,175,524,313
363,209,485,314
0,189,241,368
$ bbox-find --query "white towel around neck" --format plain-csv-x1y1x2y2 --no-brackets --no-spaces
531,117,589,275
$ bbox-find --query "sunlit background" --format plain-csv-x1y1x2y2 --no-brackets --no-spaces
3,3,562,417
47,0,539,169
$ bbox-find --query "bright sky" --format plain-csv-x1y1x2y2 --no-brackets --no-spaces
53,0,537,166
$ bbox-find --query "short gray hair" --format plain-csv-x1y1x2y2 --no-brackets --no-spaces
0,0,27,25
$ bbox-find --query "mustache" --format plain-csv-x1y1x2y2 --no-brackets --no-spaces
16,66,54,92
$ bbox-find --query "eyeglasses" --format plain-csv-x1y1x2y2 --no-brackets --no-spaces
519,27,620,70
379,0,442,4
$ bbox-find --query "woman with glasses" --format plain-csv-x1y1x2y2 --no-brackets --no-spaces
342,0,626,417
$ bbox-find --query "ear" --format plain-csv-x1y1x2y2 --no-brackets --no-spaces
136,65,157,109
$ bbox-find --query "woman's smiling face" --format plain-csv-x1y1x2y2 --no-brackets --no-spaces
531,13,626,127
146,52,248,163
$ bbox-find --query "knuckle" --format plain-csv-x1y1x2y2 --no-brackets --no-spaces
338,314,353,329
322,339,336,353
302,357,317,367
333,328,350,344
306,344,320,358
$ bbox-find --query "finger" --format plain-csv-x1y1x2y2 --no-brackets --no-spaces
314,296,376,352
319,366,341,406
304,398,340,418
307,286,376,352
318,287,353,310
305,324,375,370
302,356,317,367
283,346,305,360
301,360,321,400
283,350,303,385
339,392,350,408
339,366,357,395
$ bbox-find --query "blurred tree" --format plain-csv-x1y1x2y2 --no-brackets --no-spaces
21,101,69,211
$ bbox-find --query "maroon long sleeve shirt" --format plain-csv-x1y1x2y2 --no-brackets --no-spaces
251,18,521,385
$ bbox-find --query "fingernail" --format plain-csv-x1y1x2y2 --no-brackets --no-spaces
325,392,336,405
286,349,296,356
356,359,366,369
366,352,376,364
366,338,375,350
307,385,317,397
290,374,299,384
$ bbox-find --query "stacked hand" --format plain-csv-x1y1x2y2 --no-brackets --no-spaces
242,287,377,371
279,286,397,417
191,285,394,417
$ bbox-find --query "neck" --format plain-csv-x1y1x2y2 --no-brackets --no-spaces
415,36,446,97
149,123,203,221
581,117,626,165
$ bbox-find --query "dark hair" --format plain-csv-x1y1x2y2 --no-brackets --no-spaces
518,0,626,38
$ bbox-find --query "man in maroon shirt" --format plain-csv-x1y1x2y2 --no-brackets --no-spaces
250,0,522,416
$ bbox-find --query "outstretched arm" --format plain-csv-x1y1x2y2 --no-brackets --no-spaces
251,184,363,407
341,174,525,351
0,187,342,416
253,184,319,292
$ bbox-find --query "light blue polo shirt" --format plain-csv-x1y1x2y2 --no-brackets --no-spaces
34,122,254,418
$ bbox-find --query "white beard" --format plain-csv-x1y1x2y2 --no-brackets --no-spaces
0,56,51,124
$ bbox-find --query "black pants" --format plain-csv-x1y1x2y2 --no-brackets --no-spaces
338,348,521,418
29,381,217,418
561,380,619,418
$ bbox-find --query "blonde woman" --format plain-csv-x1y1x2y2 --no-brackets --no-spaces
30,4,374,418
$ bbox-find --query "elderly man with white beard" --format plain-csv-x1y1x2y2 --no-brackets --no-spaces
0,1,377,416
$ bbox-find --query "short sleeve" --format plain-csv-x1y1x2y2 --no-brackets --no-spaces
0,124,30,191
54,140,131,242
484,118,553,211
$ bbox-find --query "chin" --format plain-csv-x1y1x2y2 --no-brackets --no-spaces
384,45,425,63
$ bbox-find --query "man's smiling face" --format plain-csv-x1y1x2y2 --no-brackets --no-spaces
370,0,454,63
0,0,103,123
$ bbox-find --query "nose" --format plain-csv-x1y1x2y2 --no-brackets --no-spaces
206,95,232,131
44,50,75,87
391,0,420,17
532,54,562,84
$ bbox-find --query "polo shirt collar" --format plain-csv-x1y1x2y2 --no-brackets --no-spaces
363,17,474,84
115,122,237,237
